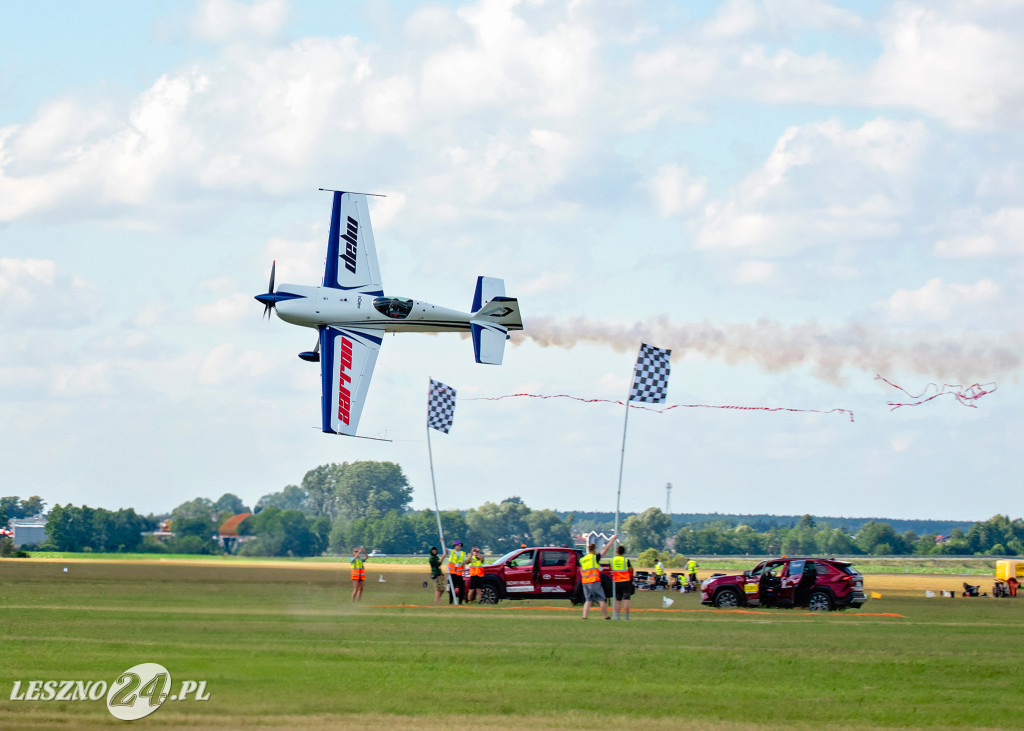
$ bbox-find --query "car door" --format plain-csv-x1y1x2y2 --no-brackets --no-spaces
504,550,536,594
537,549,575,595
743,562,768,603
757,560,786,605
779,559,804,605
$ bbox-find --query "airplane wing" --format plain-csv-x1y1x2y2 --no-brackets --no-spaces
320,325,382,435
323,191,383,295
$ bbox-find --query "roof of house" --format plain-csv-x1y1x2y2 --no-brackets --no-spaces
219,513,252,537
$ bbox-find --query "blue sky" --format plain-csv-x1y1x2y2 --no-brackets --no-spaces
2,0,1022,521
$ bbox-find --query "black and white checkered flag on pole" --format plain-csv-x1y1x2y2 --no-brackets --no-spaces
629,343,672,403
427,379,457,433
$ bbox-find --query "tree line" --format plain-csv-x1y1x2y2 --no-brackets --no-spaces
5,462,1023,558
621,508,1024,558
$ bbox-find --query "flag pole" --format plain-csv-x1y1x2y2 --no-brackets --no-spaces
426,386,459,605
614,389,631,544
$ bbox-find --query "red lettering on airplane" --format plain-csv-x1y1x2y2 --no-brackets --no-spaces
337,337,354,424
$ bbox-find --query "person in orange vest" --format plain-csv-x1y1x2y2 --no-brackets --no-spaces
350,546,367,601
447,540,467,604
580,534,617,619
610,544,634,621
466,547,485,603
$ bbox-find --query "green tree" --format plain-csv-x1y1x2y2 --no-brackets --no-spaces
371,510,416,553
244,508,321,557
256,485,310,514
301,461,413,521
465,498,531,553
171,497,215,522
333,461,413,520
214,493,248,515
856,521,907,555
814,526,855,555
168,535,220,555
526,509,572,547
636,548,668,568
45,504,98,551
622,507,671,553
1,495,46,524
93,509,150,552
407,509,469,554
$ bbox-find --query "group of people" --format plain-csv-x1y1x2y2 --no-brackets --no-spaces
428,540,485,605
350,540,701,615
579,534,635,620
646,558,700,591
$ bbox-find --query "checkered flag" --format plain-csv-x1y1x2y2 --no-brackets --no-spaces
629,343,672,403
427,379,457,433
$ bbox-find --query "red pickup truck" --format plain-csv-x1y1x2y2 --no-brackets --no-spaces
475,546,614,604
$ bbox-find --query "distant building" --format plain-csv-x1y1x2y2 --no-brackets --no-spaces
10,517,47,547
218,513,254,553
145,518,175,542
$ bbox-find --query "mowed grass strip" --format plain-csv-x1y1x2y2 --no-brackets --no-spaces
2,559,1023,728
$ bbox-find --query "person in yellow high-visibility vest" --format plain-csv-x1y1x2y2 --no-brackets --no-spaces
350,546,367,602
447,540,467,604
580,533,617,619
610,544,634,621
686,558,699,590
467,547,485,603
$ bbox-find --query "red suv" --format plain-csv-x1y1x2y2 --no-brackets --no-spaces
475,546,613,605
701,557,865,611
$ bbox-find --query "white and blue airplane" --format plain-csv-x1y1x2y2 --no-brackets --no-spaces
255,190,523,437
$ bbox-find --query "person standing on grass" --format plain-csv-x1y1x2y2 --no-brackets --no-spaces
611,545,634,621
467,547,484,603
686,557,699,590
429,546,449,605
350,547,367,601
654,558,667,588
447,540,467,604
580,534,616,619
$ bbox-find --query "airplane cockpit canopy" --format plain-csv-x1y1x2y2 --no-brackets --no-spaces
373,297,414,320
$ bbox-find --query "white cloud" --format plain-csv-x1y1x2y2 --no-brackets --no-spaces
649,163,707,217
519,271,573,295
886,277,1000,322
734,260,776,284
197,342,275,385
694,117,928,255
0,258,99,329
700,0,864,40
194,293,253,326
869,4,1024,129
935,207,1024,257
191,0,289,42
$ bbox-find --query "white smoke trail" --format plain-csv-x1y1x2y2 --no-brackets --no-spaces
513,316,1022,384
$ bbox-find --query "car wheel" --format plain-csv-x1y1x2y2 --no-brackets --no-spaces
713,588,741,608
478,583,500,605
808,590,833,612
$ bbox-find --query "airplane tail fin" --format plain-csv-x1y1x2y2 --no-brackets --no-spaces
472,276,506,313
470,297,522,365
470,322,507,365
469,276,522,365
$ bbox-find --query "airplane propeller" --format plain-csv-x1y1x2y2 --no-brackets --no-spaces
254,261,279,320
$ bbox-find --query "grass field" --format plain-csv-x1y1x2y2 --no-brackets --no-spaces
2,557,1023,729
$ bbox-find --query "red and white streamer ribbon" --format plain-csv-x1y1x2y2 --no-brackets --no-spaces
463,393,854,422
875,375,997,410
